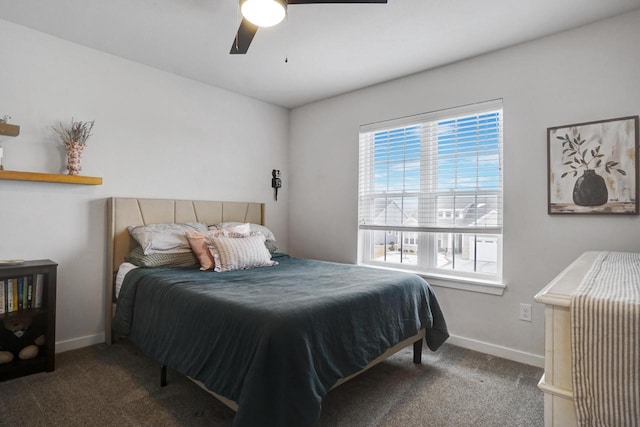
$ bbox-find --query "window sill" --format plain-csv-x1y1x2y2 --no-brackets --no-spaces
359,263,505,296
420,273,505,295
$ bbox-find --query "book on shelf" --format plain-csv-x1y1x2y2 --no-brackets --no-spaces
26,276,33,309
34,274,44,309
9,278,18,312
0,280,5,315
1,275,41,313
17,277,23,310
7,278,13,312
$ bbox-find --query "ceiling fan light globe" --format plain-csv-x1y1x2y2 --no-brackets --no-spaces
241,0,286,28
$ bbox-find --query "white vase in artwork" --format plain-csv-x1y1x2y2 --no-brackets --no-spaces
65,142,84,175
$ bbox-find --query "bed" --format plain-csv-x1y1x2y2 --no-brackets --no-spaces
106,197,448,427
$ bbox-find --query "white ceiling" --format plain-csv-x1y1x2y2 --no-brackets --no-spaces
1,0,640,108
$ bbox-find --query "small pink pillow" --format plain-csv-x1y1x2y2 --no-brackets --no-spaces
185,230,215,271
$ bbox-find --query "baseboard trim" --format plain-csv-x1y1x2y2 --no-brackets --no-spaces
56,333,105,354
447,334,544,368
52,332,544,368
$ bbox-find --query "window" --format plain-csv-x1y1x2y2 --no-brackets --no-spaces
358,100,503,282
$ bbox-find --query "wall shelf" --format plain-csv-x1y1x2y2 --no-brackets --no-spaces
0,123,20,137
0,170,102,185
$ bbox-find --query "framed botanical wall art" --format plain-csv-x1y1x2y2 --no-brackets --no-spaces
548,116,639,214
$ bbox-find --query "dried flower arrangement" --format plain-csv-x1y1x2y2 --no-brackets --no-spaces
52,118,95,175
52,118,95,146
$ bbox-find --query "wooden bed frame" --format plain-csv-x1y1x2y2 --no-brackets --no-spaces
106,197,425,412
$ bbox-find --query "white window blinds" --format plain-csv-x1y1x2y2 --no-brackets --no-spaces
358,99,503,234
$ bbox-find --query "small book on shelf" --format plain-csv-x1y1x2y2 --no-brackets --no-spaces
7,278,14,312
0,279,5,315
26,276,33,309
11,278,18,312
34,274,44,309
17,277,23,310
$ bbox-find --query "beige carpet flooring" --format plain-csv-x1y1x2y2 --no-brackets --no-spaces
0,340,543,426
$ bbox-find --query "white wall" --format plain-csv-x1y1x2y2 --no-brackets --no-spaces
3,9,639,364
288,10,640,365
0,19,289,352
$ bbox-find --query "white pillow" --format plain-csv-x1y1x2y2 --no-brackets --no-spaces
213,222,251,237
210,222,275,241
128,222,207,254
210,234,278,272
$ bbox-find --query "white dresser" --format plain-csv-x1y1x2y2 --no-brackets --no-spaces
533,251,600,427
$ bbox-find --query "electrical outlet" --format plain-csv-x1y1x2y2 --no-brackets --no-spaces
519,303,532,322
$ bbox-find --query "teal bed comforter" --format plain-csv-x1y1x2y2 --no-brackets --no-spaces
113,254,448,426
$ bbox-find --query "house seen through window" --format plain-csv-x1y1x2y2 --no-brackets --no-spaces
358,100,503,282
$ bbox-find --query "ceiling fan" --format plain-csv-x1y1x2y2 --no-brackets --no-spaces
230,0,388,55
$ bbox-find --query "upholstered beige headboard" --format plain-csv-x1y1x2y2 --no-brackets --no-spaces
106,197,265,344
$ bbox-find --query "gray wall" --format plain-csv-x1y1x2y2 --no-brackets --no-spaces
0,19,289,352
288,10,640,365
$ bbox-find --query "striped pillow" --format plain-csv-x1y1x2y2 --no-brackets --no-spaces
210,222,279,254
210,234,277,272
125,246,198,268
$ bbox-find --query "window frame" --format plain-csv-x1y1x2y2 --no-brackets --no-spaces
357,100,504,290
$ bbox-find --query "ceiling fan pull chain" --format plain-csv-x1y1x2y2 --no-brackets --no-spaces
284,9,289,63
235,1,239,51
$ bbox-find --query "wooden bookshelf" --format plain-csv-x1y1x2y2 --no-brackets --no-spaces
0,123,20,137
0,170,102,185
0,260,57,381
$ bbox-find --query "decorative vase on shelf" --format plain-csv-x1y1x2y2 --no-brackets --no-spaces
65,142,84,176
53,119,94,176
572,169,608,206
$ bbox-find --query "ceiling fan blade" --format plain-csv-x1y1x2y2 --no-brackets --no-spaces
288,0,387,3
230,18,259,55
230,0,386,54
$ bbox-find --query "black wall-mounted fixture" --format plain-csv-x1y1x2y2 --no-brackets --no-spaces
272,169,281,201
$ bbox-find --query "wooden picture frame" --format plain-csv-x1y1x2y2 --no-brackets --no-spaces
548,116,639,215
